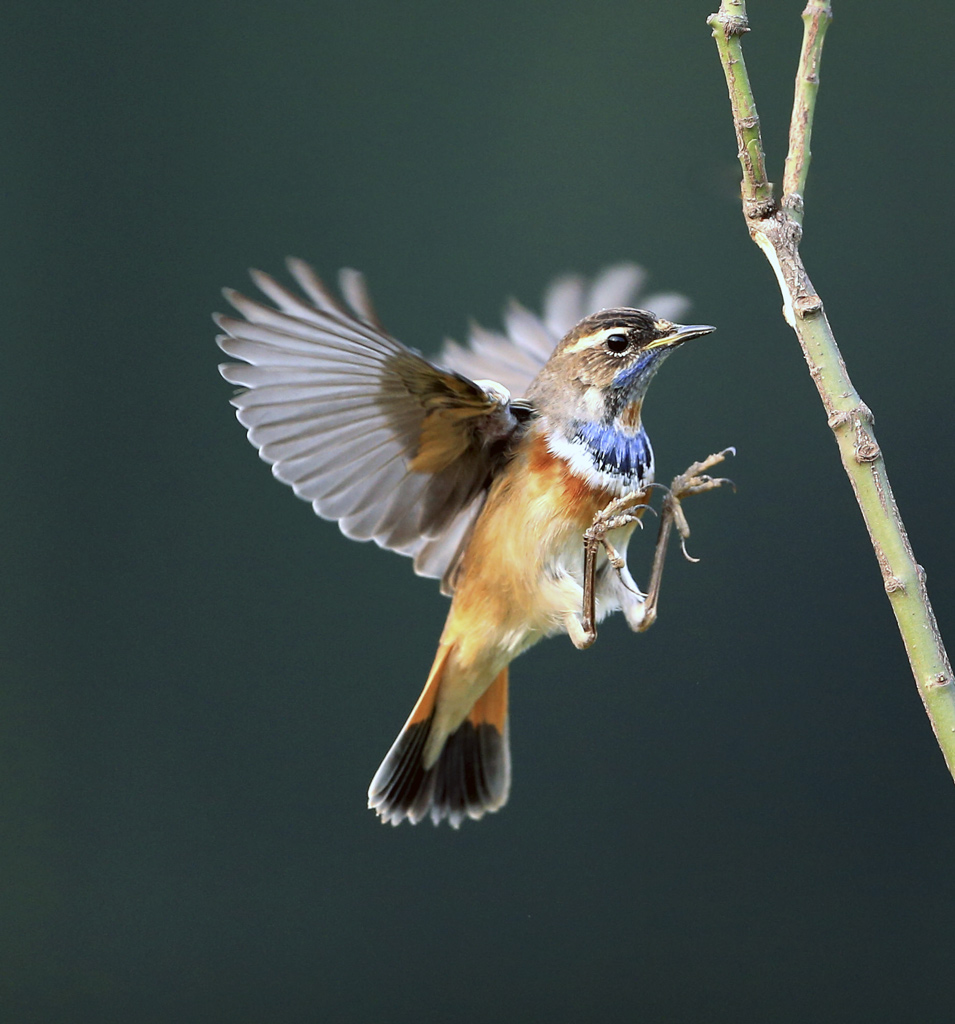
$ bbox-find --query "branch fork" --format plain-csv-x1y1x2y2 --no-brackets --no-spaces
708,0,955,780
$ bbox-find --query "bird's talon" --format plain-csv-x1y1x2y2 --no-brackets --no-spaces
615,566,641,595
679,536,701,564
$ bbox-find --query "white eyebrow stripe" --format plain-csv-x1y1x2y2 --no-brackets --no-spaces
563,327,628,354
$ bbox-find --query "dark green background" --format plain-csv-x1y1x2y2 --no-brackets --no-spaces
6,2,955,1021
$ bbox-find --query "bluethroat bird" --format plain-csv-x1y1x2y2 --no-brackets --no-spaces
217,261,730,827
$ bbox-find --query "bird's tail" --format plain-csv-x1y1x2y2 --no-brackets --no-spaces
367,645,511,828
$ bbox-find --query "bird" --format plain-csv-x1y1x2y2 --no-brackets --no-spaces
216,260,720,828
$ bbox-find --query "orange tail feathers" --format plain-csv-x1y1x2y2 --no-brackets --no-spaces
367,647,511,828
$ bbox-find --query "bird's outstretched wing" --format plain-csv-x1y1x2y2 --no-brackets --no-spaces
438,263,690,399
217,259,531,592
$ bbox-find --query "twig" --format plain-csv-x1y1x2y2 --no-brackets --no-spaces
707,0,955,782
782,0,831,220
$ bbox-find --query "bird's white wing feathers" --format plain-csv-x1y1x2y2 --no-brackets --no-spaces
217,260,527,592
438,262,690,399
218,259,689,588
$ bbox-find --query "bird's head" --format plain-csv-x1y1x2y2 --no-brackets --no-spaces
527,308,715,424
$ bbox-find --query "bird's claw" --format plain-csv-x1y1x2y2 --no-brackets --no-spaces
663,448,735,562
584,497,651,581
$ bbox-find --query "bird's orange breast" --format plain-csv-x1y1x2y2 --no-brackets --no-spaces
524,432,619,525
437,431,627,670
473,432,620,573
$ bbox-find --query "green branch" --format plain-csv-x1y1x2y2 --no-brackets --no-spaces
783,0,832,222
707,0,955,782
709,1,775,219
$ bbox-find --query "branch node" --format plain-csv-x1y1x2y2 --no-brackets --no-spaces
884,575,906,595
708,12,750,37
828,403,875,431
745,195,777,220
782,192,805,214
794,293,823,317
855,440,881,463
827,409,850,429
927,673,952,692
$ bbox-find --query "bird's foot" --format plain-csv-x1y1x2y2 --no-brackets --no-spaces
662,447,736,563
584,493,651,565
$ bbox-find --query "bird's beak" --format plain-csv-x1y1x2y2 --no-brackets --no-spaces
647,322,717,350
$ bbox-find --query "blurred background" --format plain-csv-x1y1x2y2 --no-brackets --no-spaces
5,1,955,1020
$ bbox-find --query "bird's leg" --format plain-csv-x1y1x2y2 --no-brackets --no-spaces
577,448,735,645
578,492,653,647
637,448,735,633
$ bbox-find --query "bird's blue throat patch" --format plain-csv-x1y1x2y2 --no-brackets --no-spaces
572,421,652,481
610,351,662,394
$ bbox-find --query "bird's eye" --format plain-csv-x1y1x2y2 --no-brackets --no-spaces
606,333,630,354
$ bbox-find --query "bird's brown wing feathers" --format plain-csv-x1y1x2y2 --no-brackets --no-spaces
217,259,529,591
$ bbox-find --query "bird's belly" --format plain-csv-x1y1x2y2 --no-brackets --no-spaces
442,434,646,665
